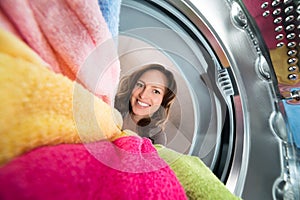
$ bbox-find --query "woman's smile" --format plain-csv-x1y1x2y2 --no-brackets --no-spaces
137,100,151,107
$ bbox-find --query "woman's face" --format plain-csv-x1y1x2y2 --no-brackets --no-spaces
130,69,168,121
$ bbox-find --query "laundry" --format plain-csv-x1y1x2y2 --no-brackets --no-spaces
98,0,122,38
0,136,187,200
0,26,242,199
155,145,242,200
0,0,251,199
0,0,61,73
0,27,186,199
0,0,120,105
0,10,20,39
0,27,187,199
0,28,122,166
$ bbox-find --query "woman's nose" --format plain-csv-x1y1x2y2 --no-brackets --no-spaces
139,88,150,99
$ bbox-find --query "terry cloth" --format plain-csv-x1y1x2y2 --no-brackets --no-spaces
155,145,242,200
0,0,120,105
98,0,122,38
0,136,187,200
282,99,300,148
0,28,122,166
0,10,20,38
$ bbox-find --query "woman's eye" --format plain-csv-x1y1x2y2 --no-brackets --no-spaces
153,89,161,95
135,82,144,88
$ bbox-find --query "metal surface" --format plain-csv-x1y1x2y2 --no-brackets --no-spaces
119,0,283,199
171,1,281,198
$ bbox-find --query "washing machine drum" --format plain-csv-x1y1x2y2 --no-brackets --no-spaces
118,1,285,199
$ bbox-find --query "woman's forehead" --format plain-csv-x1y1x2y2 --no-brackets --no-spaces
138,70,168,87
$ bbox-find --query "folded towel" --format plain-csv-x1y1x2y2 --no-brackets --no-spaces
0,136,187,200
155,144,242,200
0,28,122,166
0,0,120,105
98,0,122,38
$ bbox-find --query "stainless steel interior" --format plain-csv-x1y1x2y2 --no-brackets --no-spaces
118,0,287,199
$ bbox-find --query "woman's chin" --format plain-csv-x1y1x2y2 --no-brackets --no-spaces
131,111,150,120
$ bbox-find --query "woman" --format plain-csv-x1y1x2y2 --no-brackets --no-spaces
115,64,177,145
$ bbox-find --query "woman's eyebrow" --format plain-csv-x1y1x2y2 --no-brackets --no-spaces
138,80,166,90
152,85,165,91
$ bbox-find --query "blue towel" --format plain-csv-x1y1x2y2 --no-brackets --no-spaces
98,0,121,38
283,97,300,148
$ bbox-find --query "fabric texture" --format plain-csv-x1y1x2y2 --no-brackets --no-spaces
0,0,120,105
98,0,122,38
0,29,122,166
0,2,246,199
0,28,187,199
0,136,187,200
155,144,242,200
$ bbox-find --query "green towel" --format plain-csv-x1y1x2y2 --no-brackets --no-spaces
155,145,242,200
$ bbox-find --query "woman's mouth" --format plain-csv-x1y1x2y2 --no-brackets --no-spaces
137,100,150,107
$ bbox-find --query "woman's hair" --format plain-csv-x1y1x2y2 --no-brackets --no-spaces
115,64,177,131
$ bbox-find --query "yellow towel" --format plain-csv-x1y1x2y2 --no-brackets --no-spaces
0,29,123,166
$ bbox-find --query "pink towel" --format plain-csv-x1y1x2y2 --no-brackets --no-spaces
0,0,120,105
0,136,187,200
0,0,61,73
0,10,20,39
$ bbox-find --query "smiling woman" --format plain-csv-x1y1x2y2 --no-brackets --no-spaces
114,64,177,145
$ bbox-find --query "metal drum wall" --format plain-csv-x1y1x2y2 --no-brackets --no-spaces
118,0,285,199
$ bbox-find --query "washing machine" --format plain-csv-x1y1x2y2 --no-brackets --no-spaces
118,0,300,199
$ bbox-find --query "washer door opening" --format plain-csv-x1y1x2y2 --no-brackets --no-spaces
118,0,282,199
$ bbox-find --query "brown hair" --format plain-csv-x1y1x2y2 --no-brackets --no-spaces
115,64,177,131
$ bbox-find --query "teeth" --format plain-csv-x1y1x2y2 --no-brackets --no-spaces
138,100,149,107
